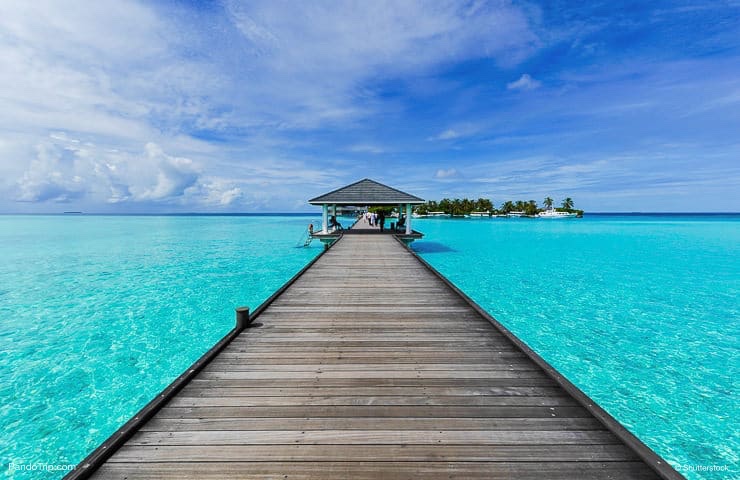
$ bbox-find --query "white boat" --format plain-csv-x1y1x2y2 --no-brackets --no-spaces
507,211,526,217
468,211,490,217
537,209,577,218
428,211,450,217
412,213,427,218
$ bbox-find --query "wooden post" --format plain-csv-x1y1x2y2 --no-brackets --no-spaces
406,203,412,234
235,307,250,332
322,204,329,234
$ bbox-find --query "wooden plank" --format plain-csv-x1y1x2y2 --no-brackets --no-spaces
196,370,550,380
127,429,622,446
92,462,660,480
166,395,579,407
202,362,541,371
154,405,591,418
177,385,565,397
186,377,560,387
139,416,605,432
109,443,639,462
82,233,666,480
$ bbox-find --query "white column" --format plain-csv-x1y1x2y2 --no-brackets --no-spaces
405,203,412,234
322,204,329,234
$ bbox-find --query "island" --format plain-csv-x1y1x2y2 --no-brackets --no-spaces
414,197,584,217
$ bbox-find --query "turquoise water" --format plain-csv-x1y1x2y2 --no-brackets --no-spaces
0,215,321,479
1,214,738,480
413,215,739,479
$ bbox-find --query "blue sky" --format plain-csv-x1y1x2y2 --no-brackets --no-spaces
0,0,738,213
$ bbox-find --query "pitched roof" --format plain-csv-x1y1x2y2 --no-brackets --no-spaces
308,178,425,205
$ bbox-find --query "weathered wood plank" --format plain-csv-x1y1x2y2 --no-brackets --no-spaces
196,370,550,380
154,405,591,418
86,233,664,480
93,461,660,480
177,385,565,397
202,362,540,371
127,429,621,446
186,377,560,387
139,416,605,432
109,444,639,462
166,395,579,407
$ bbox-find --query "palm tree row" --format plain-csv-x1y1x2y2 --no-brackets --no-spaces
415,198,494,216
415,197,581,216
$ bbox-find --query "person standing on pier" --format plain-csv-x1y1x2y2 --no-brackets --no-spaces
378,210,385,232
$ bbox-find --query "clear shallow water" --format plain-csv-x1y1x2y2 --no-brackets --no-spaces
1,214,738,480
0,215,321,479
413,215,739,479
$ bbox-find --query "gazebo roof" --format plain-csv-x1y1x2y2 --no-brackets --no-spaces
309,178,425,205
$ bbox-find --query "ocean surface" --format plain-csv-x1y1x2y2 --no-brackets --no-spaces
0,215,322,479
1,214,738,479
413,215,739,479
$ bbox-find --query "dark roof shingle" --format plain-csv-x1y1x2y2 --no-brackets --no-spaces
309,179,424,205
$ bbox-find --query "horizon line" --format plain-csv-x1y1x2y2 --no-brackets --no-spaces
2,211,739,216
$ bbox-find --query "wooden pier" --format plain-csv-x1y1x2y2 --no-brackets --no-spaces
75,228,681,479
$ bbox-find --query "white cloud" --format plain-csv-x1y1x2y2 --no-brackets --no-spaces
224,0,540,126
507,73,542,91
348,144,385,154
427,123,484,141
435,168,458,179
0,0,544,211
435,129,461,140
13,134,228,207
196,179,244,207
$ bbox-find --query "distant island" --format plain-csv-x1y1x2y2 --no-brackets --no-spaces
414,197,584,217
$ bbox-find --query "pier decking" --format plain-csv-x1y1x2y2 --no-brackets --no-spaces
82,231,678,479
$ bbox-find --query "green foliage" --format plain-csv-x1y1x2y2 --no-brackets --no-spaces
368,206,393,216
416,198,494,215
417,196,583,216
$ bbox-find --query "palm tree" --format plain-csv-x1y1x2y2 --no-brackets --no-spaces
544,197,553,209
562,197,574,210
501,201,514,213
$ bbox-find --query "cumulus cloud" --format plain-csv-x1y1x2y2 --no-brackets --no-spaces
197,178,244,207
507,74,542,91
0,0,543,212
13,134,234,208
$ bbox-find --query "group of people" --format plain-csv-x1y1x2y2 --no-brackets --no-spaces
363,210,386,232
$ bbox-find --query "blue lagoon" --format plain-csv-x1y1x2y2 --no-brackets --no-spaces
413,214,739,479
1,213,738,479
0,215,322,478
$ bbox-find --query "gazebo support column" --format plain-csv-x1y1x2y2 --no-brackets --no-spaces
406,203,412,234
322,204,329,234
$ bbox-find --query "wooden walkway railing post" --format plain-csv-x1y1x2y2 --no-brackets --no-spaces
235,307,251,331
